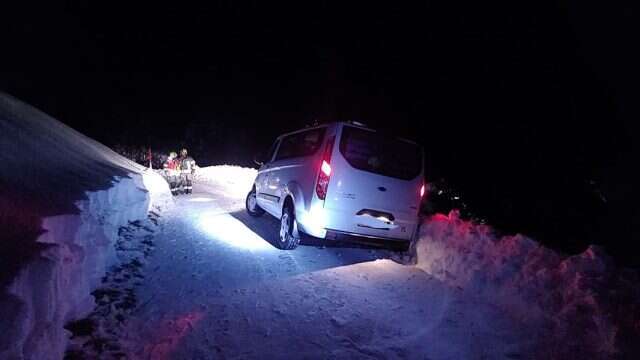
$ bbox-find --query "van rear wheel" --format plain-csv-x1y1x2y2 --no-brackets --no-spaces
278,205,300,250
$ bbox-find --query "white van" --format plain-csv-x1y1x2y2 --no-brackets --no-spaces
246,122,425,250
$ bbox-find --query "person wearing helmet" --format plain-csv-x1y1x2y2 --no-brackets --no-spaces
163,151,180,196
177,148,197,194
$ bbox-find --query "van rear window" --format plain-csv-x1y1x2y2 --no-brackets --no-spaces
339,126,422,180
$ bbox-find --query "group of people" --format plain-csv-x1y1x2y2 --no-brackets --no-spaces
163,148,197,196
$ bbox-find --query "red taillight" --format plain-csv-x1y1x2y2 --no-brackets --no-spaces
316,171,330,200
420,184,426,198
316,137,335,200
321,160,331,176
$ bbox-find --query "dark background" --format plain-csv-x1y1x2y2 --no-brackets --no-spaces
2,2,638,265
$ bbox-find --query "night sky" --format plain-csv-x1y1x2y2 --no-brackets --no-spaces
2,2,638,264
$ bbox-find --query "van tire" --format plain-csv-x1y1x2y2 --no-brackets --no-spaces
246,188,265,217
278,204,300,250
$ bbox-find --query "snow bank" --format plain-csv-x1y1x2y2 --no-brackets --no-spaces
0,93,171,359
414,210,640,358
1,177,152,359
194,165,257,198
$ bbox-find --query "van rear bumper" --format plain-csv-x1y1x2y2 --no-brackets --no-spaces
295,205,417,241
324,229,410,243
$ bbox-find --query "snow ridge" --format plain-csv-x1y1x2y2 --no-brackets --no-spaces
0,93,173,359
1,177,154,359
415,210,640,358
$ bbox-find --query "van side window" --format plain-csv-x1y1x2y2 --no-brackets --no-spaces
274,127,326,161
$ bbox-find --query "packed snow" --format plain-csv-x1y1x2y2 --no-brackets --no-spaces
97,168,530,359
2,89,638,359
0,93,171,359
58,164,635,359
193,164,257,198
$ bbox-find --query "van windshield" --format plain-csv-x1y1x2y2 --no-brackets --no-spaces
339,126,423,180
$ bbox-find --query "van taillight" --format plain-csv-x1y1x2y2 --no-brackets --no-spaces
420,184,426,198
316,136,335,200
316,167,330,200
321,160,331,176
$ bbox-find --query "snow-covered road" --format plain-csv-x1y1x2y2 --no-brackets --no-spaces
112,178,528,359
5,93,636,358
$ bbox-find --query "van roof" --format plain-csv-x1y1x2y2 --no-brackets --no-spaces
278,121,420,147
339,122,420,146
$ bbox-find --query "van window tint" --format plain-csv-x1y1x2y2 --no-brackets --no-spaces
265,140,279,163
339,126,422,180
274,127,326,161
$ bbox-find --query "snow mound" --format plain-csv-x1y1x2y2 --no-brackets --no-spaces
414,210,640,358
0,92,171,286
0,93,147,195
194,165,257,198
0,93,171,359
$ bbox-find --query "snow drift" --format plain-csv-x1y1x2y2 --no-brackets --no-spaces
193,164,257,198
414,210,640,358
0,93,171,359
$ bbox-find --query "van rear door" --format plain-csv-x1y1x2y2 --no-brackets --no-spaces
323,125,423,241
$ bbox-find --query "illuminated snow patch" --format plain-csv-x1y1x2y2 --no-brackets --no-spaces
298,203,327,237
196,211,275,251
140,170,173,210
194,165,257,199
189,197,215,202
141,171,169,194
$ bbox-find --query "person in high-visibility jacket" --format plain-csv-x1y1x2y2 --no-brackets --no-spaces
177,148,197,194
163,151,180,196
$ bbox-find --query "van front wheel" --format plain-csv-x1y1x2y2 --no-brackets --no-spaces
278,205,300,250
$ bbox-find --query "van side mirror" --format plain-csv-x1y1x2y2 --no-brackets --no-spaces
253,154,265,167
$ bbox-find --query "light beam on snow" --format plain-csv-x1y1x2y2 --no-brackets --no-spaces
196,211,275,251
188,197,215,202
194,165,257,198
298,203,327,237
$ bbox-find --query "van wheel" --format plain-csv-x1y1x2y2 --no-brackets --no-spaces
246,188,265,217
278,205,300,250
